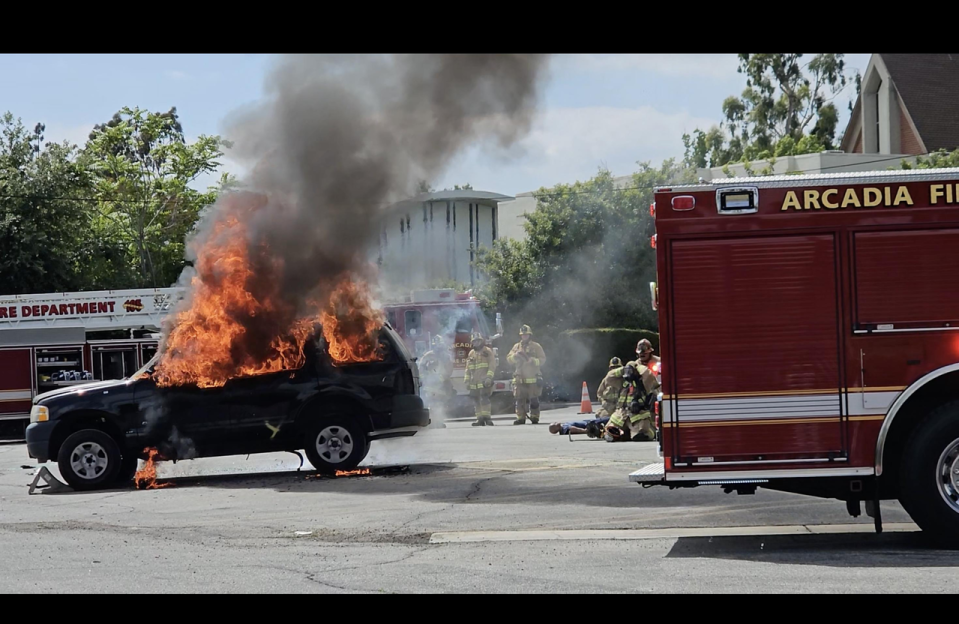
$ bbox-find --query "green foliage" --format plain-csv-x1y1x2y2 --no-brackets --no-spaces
475,160,693,338
0,106,230,296
683,54,858,170
84,106,228,288
0,113,92,294
548,328,660,395
897,148,959,170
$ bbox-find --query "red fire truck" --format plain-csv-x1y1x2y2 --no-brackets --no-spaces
632,168,959,544
0,288,180,432
383,289,513,414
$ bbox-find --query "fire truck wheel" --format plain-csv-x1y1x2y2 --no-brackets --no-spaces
303,417,370,475
56,429,122,491
898,402,959,548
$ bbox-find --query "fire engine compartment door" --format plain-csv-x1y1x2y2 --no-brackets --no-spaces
669,233,845,464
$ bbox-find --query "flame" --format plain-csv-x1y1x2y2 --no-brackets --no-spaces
335,468,372,477
151,192,384,389
134,447,172,490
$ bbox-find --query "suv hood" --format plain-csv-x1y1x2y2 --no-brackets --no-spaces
34,378,133,404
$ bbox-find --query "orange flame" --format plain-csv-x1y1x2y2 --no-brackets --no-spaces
151,193,384,389
134,447,172,490
335,468,372,477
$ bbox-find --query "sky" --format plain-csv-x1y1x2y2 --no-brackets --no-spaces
0,53,871,197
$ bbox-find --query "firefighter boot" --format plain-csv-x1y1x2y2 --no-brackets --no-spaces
529,397,541,424
472,419,486,427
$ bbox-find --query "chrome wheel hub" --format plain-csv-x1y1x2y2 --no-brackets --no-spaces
936,438,959,514
70,442,109,480
316,426,354,464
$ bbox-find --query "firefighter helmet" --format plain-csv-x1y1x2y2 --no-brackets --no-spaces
519,324,532,336
609,357,623,368
636,339,653,354
430,335,445,348
471,332,485,347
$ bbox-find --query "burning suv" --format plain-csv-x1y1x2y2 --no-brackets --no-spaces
24,323,429,491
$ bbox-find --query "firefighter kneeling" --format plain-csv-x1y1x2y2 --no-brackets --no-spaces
466,333,496,427
604,360,659,442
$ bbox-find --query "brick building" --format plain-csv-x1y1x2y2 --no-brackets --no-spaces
840,54,959,155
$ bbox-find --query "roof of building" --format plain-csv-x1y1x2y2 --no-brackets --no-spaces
881,54,959,152
386,189,515,215
843,54,959,153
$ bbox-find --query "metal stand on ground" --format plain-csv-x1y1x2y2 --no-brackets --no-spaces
27,466,71,494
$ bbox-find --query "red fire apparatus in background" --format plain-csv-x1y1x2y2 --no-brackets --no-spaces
633,168,959,545
0,288,180,433
383,289,513,415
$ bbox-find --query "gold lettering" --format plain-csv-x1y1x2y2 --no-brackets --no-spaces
841,188,861,208
884,187,892,206
893,186,914,206
803,190,821,210
821,189,839,209
931,184,945,204
781,191,801,211
863,188,882,207
949,184,955,204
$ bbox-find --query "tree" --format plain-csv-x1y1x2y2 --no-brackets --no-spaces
451,183,473,190
475,159,694,335
683,54,858,169
84,106,228,288
0,113,93,294
898,148,959,170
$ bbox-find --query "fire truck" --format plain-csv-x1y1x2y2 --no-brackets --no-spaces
0,288,181,431
383,289,513,415
632,168,959,544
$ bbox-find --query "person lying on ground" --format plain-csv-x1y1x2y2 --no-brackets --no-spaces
549,417,609,437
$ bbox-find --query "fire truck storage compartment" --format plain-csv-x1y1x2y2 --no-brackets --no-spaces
0,348,32,420
853,228,959,326
91,345,138,380
668,233,845,462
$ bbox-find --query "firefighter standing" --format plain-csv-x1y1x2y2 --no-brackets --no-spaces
418,335,454,426
465,333,496,427
595,356,624,419
507,325,547,425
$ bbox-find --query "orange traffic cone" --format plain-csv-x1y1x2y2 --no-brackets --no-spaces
578,381,593,414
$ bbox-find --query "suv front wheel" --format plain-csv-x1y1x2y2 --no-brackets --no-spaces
304,417,370,474
57,429,122,491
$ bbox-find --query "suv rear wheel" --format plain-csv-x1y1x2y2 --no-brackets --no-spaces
57,429,122,491
303,417,370,474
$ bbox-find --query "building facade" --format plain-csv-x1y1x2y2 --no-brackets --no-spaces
375,190,513,292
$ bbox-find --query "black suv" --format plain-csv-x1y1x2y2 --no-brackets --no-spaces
25,323,429,491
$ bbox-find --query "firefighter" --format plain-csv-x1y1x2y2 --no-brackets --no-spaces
604,358,660,442
418,335,454,427
595,356,624,419
636,338,659,367
465,332,496,427
507,324,547,425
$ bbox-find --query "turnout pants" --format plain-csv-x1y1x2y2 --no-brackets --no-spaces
471,387,493,424
596,399,619,419
514,382,542,423
607,409,655,441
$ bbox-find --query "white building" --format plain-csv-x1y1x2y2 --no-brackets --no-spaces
375,190,514,292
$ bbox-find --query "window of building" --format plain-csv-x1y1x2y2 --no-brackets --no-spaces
405,310,422,336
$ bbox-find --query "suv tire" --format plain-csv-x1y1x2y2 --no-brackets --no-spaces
304,417,370,474
57,429,122,491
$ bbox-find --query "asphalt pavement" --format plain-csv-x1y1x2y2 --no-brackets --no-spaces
0,405,955,593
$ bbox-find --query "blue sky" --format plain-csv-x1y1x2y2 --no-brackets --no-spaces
0,54,871,196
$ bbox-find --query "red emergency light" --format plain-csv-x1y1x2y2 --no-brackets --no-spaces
650,234,657,249
671,195,695,211
649,202,656,218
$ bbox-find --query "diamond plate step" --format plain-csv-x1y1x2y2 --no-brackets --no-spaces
629,462,665,483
